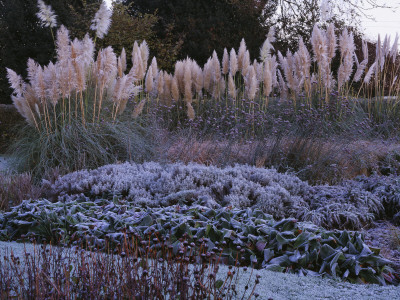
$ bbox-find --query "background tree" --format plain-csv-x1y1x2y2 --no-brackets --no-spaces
98,2,182,70
122,0,277,65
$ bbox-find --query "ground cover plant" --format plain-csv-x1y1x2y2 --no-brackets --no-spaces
0,197,398,285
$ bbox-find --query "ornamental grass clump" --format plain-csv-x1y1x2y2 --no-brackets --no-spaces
6,2,157,177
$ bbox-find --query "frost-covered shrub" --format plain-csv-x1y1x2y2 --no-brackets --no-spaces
346,175,400,221
43,162,310,220
40,162,396,229
299,185,382,229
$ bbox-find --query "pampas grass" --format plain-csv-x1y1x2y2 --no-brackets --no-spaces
90,1,112,39
36,0,57,28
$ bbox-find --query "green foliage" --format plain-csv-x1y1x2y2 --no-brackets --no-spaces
1,200,398,285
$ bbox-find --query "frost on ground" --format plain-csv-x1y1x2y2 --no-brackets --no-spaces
1,241,399,300
43,162,400,230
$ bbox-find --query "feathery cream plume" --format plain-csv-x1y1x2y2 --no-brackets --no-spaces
56,25,71,66
80,34,95,73
157,71,164,97
277,69,288,98
222,48,229,75
132,99,146,118
228,73,236,99
140,40,149,71
117,57,123,78
247,72,258,101
12,95,36,126
132,51,145,81
297,38,311,81
90,1,112,39
353,59,368,82
364,62,376,84
163,72,173,105
238,38,247,71
212,51,221,84
255,61,263,82
184,61,193,103
150,57,158,77
121,48,127,73
260,36,274,62
192,62,203,95
6,68,26,96
203,59,213,93
241,50,250,77
174,60,185,92
145,67,154,93
326,23,337,61
229,48,238,75
186,102,195,120
311,24,328,70
338,28,355,89
36,0,57,28
171,76,179,101
263,59,273,97
44,62,59,106
34,66,46,101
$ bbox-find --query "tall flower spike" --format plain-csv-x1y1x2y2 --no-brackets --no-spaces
260,37,274,62
36,0,57,28
6,68,26,97
90,2,112,39
222,48,229,75
238,38,247,71
229,48,238,75
121,48,127,73
140,41,150,71
145,67,154,94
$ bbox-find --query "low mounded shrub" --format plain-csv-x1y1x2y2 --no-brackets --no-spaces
42,162,389,229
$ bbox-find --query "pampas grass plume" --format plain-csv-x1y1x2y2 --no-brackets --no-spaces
171,76,179,101
151,57,158,77
229,48,238,75
36,0,57,28
184,62,193,103
238,38,246,71
145,67,154,93
186,102,195,120
90,1,112,39
222,48,229,75
364,62,376,84
132,99,146,118
121,48,127,73
140,40,150,70
228,73,236,99
6,68,26,96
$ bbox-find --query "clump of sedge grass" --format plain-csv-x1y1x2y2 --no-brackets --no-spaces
0,232,260,299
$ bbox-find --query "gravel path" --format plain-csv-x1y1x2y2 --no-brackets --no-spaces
1,241,400,300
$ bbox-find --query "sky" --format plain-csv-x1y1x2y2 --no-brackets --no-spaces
361,0,400,43
104,0,400,43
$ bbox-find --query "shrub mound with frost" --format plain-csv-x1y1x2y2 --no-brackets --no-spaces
42,162,386,229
